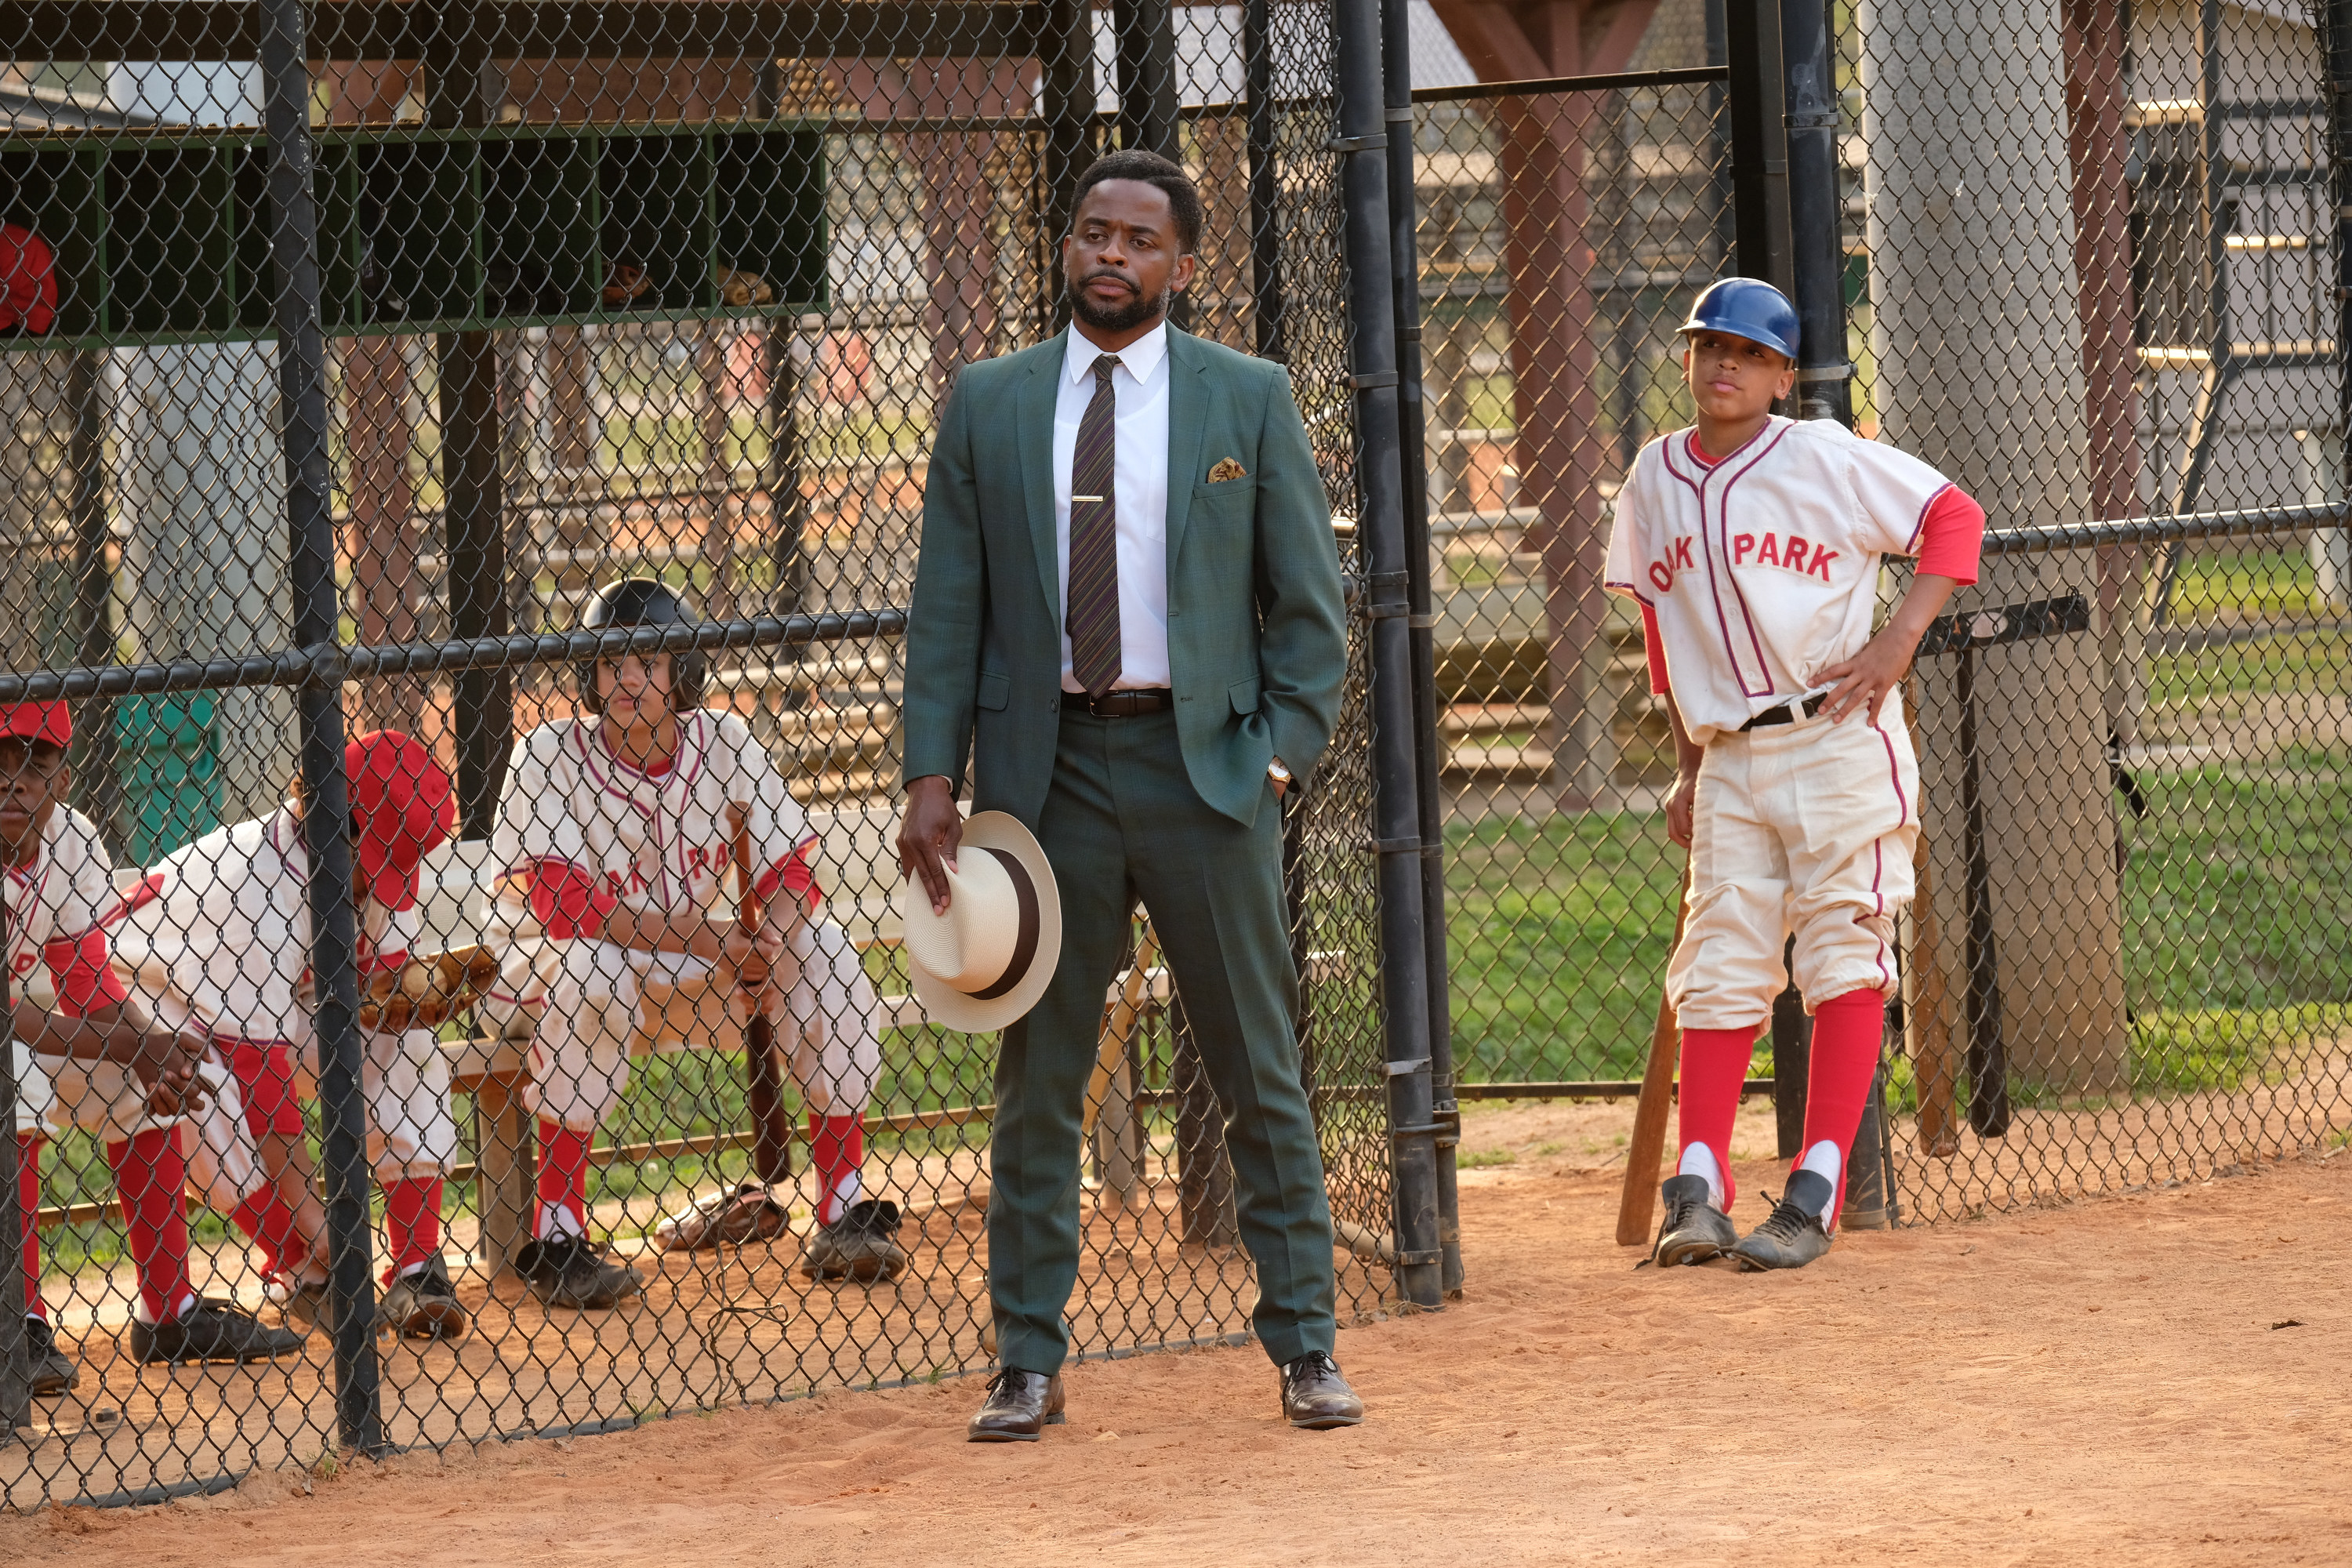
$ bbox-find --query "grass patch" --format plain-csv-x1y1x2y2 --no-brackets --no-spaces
1456,1147,1518,1169
1443,747,2352,1102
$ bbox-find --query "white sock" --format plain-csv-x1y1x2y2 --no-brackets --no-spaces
537,1201,586,1242
132,1292,198,1327
819,1170,862,1228
1677,1143,1725,1210
1797,1141,1842,1220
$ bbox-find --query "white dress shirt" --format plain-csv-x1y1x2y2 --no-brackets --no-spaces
1054,321,1171,692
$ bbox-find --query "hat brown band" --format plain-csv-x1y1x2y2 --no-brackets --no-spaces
967,846,1041,1002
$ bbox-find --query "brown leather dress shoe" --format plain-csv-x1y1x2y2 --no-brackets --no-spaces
967,1368,1065,1442
1279,1352,1365,1429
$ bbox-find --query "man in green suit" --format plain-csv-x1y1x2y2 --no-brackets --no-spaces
898,150,1362,1440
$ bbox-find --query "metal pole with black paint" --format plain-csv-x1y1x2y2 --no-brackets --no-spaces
1335,0,1442,1312
260,0,383,1453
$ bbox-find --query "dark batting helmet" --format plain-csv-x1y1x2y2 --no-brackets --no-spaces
578,577,706,713
1677,277,1799,362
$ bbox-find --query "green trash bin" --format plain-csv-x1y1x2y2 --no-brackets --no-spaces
113,692,224,865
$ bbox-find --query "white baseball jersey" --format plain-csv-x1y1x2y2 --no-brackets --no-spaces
111,808,419,1046
8,806,125,1133
1604,416,1955,745
491,709,814,931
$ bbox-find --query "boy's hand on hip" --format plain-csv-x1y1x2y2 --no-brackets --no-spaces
1817,622,1921,725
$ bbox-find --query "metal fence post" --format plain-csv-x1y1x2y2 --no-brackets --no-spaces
0,883,26,1431
1380,0,1460,1298
260,0,383,1454
1334,0,1442,1312
1244,0,1287,361
1779,0,1851,426
1725,0,1793,299
2325,0,2352,507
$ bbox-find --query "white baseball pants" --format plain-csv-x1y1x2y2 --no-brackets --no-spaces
1667,692,1919,1031
496,916,883,1134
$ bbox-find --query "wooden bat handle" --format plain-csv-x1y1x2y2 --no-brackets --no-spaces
1615,867,1693,1247
733,813,791,1187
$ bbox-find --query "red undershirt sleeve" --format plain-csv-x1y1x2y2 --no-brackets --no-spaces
525,859,619,941
1639,602,1670,695
1913,486,1986,585
42,929,129,1015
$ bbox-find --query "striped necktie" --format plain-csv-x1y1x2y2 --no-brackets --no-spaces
1066,353,1122,698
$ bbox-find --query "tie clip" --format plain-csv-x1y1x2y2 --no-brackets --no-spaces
1073,495,1106,503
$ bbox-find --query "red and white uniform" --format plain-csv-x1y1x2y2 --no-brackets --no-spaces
10,808,241,1183
485,710,880,1134
1606,415,1975,1029
108,809,459,1188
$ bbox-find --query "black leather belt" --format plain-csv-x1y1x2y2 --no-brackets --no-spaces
1064,688,1174,717
1740,691,1831,731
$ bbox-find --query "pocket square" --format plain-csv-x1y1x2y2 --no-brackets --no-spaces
1207,456,1247,484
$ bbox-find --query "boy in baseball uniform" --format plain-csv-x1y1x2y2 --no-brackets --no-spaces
484,578,894,1312
3,701,304,1396
112,730,472,1340
1606,278,1984,1270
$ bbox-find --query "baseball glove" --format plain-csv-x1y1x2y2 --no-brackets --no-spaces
654,1182,794,1252
361,945,503,1033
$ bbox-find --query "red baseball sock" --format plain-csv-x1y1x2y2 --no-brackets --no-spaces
808,1112,865,1226
14,1131,46,1320
536,1121,592,1240
105,1130,194,1324
1797,989,1888,1225
230,1187,307,1279
1676,1025,1759,1210
381,1177,444,1283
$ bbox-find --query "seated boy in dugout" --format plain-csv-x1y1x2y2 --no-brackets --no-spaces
111,731,474,1341
1603,279,1984,1269
3,700,304,1398
481,578,894,1314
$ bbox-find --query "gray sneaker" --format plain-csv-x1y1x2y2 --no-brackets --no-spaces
379,1258,471,1341
514,1234,645,1310
799,1200,907,1283
17,1317,79,1396
1651,1174,1739,1267
1728,1171,1836,1272
270,1275,333,1335
130,1300,308,1364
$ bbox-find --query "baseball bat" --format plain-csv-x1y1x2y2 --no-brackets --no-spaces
1900,673,1961,1158
731,812,793,1186
1615,865,1692,1247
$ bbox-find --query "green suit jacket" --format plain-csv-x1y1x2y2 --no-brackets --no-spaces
901,327,1348,829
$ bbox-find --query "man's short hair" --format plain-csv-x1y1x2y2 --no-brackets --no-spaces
1069,150,1203,256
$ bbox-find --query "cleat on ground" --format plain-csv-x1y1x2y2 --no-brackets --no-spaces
18,1317,81,1396
268,1276,333,1336
1652,1174,1739,1267
800,1199,908,1283
379,1258,472,1341
515,1234,645,1310
132,1300,310,1365
1729,1170,1836,1272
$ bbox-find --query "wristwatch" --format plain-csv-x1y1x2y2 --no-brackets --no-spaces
1266,757,1293,789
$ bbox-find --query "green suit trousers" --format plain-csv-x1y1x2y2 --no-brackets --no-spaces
989,706,1339,1375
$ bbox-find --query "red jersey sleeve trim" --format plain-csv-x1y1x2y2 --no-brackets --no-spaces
753,835,824,915
42,929,129,1015
1913,486,1985,585
521,857,618,941
1639,602,1670,695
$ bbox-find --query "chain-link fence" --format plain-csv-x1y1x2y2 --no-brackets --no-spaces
1421,0,2352,1225
0,0,1422,1508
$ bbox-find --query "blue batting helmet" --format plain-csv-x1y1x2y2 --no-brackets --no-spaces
1678,278,1799,361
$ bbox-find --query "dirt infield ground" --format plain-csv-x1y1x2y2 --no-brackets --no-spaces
6,1101,2350,1566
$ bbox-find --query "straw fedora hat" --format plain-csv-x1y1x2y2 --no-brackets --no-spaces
898,811,1062,1034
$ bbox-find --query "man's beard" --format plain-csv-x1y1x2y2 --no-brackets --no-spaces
1069,272,1171,334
